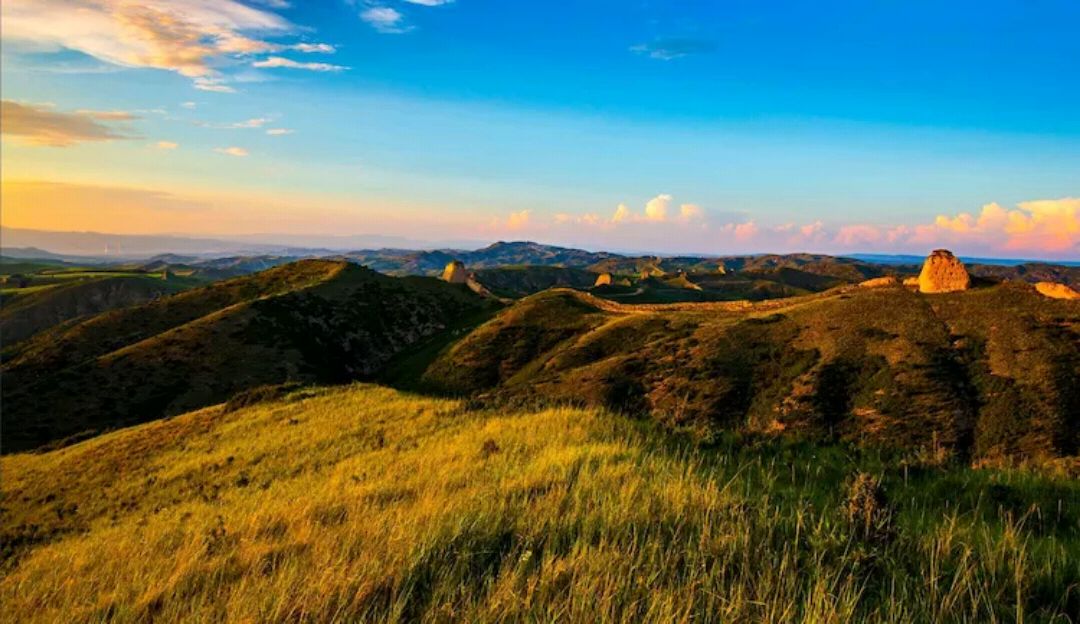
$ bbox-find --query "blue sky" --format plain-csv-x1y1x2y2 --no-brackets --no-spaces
1,0,1078,257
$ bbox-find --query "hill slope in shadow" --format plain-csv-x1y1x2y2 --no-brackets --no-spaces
1,260,494,453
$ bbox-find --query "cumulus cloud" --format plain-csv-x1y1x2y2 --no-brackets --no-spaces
492,194,715,242
915,198,1080,253
2,0,340,90
824,198,1079,256
506,210,531,230
214,146,249,157
605,194,707,225
799,221,824,239
361,7,410,33
492,197,1077,258
631,37,715,61
644,194,671,221
1,100,136,146
679,204,704,222
717,221,759,241
251,56,348,71
833,224,883,247
734,221,759,241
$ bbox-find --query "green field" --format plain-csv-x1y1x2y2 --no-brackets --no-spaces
2,383,1076,623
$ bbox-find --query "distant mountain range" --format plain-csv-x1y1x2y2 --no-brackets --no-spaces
0,227,483,259
5,239,1079,295
3,227,1077,267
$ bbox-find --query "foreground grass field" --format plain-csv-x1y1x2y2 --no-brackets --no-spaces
2,384,1078,622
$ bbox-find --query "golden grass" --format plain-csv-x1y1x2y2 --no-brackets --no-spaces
2,383,1077,622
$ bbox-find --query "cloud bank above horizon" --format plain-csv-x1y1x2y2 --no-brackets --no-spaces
483,195,1080,259
2,181,1076,260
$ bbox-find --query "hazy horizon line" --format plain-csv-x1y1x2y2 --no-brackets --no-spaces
2,225,1077,265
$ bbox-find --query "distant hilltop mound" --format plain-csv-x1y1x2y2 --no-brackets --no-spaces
918,249,970,293
859,276,899,288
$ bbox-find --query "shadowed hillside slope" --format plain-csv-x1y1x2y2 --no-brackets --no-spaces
422,283,1080,462
470,265,599,297
0,275,195,346
1,260,494,453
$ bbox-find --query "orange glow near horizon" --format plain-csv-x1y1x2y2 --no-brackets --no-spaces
0,179,478,238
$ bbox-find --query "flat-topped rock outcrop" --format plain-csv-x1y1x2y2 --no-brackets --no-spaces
442,260,468,284
918,249,970,293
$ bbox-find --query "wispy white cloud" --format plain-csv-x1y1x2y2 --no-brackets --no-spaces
290,42,336,53
266,128,294,135
197,117,273,129
232,117,271,128
404,0,454,5
1,0,339,91
193,77,237,93
631,37,715,61
252,56,348,71
74,109,138,121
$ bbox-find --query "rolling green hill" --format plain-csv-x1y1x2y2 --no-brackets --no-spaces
0,274,199,346
421,283,1080,462
2,383,1076,622
1,260,494,453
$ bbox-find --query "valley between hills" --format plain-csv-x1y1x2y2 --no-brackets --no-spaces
1,243,1078,622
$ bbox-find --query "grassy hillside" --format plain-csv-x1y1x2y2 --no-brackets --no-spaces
968,262,1080,288
422,283,1080,462
471,265,599,297
0,274,199,346
1,383,1076,623
587,253,896,284
1,260,494,453
3,260,346,378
